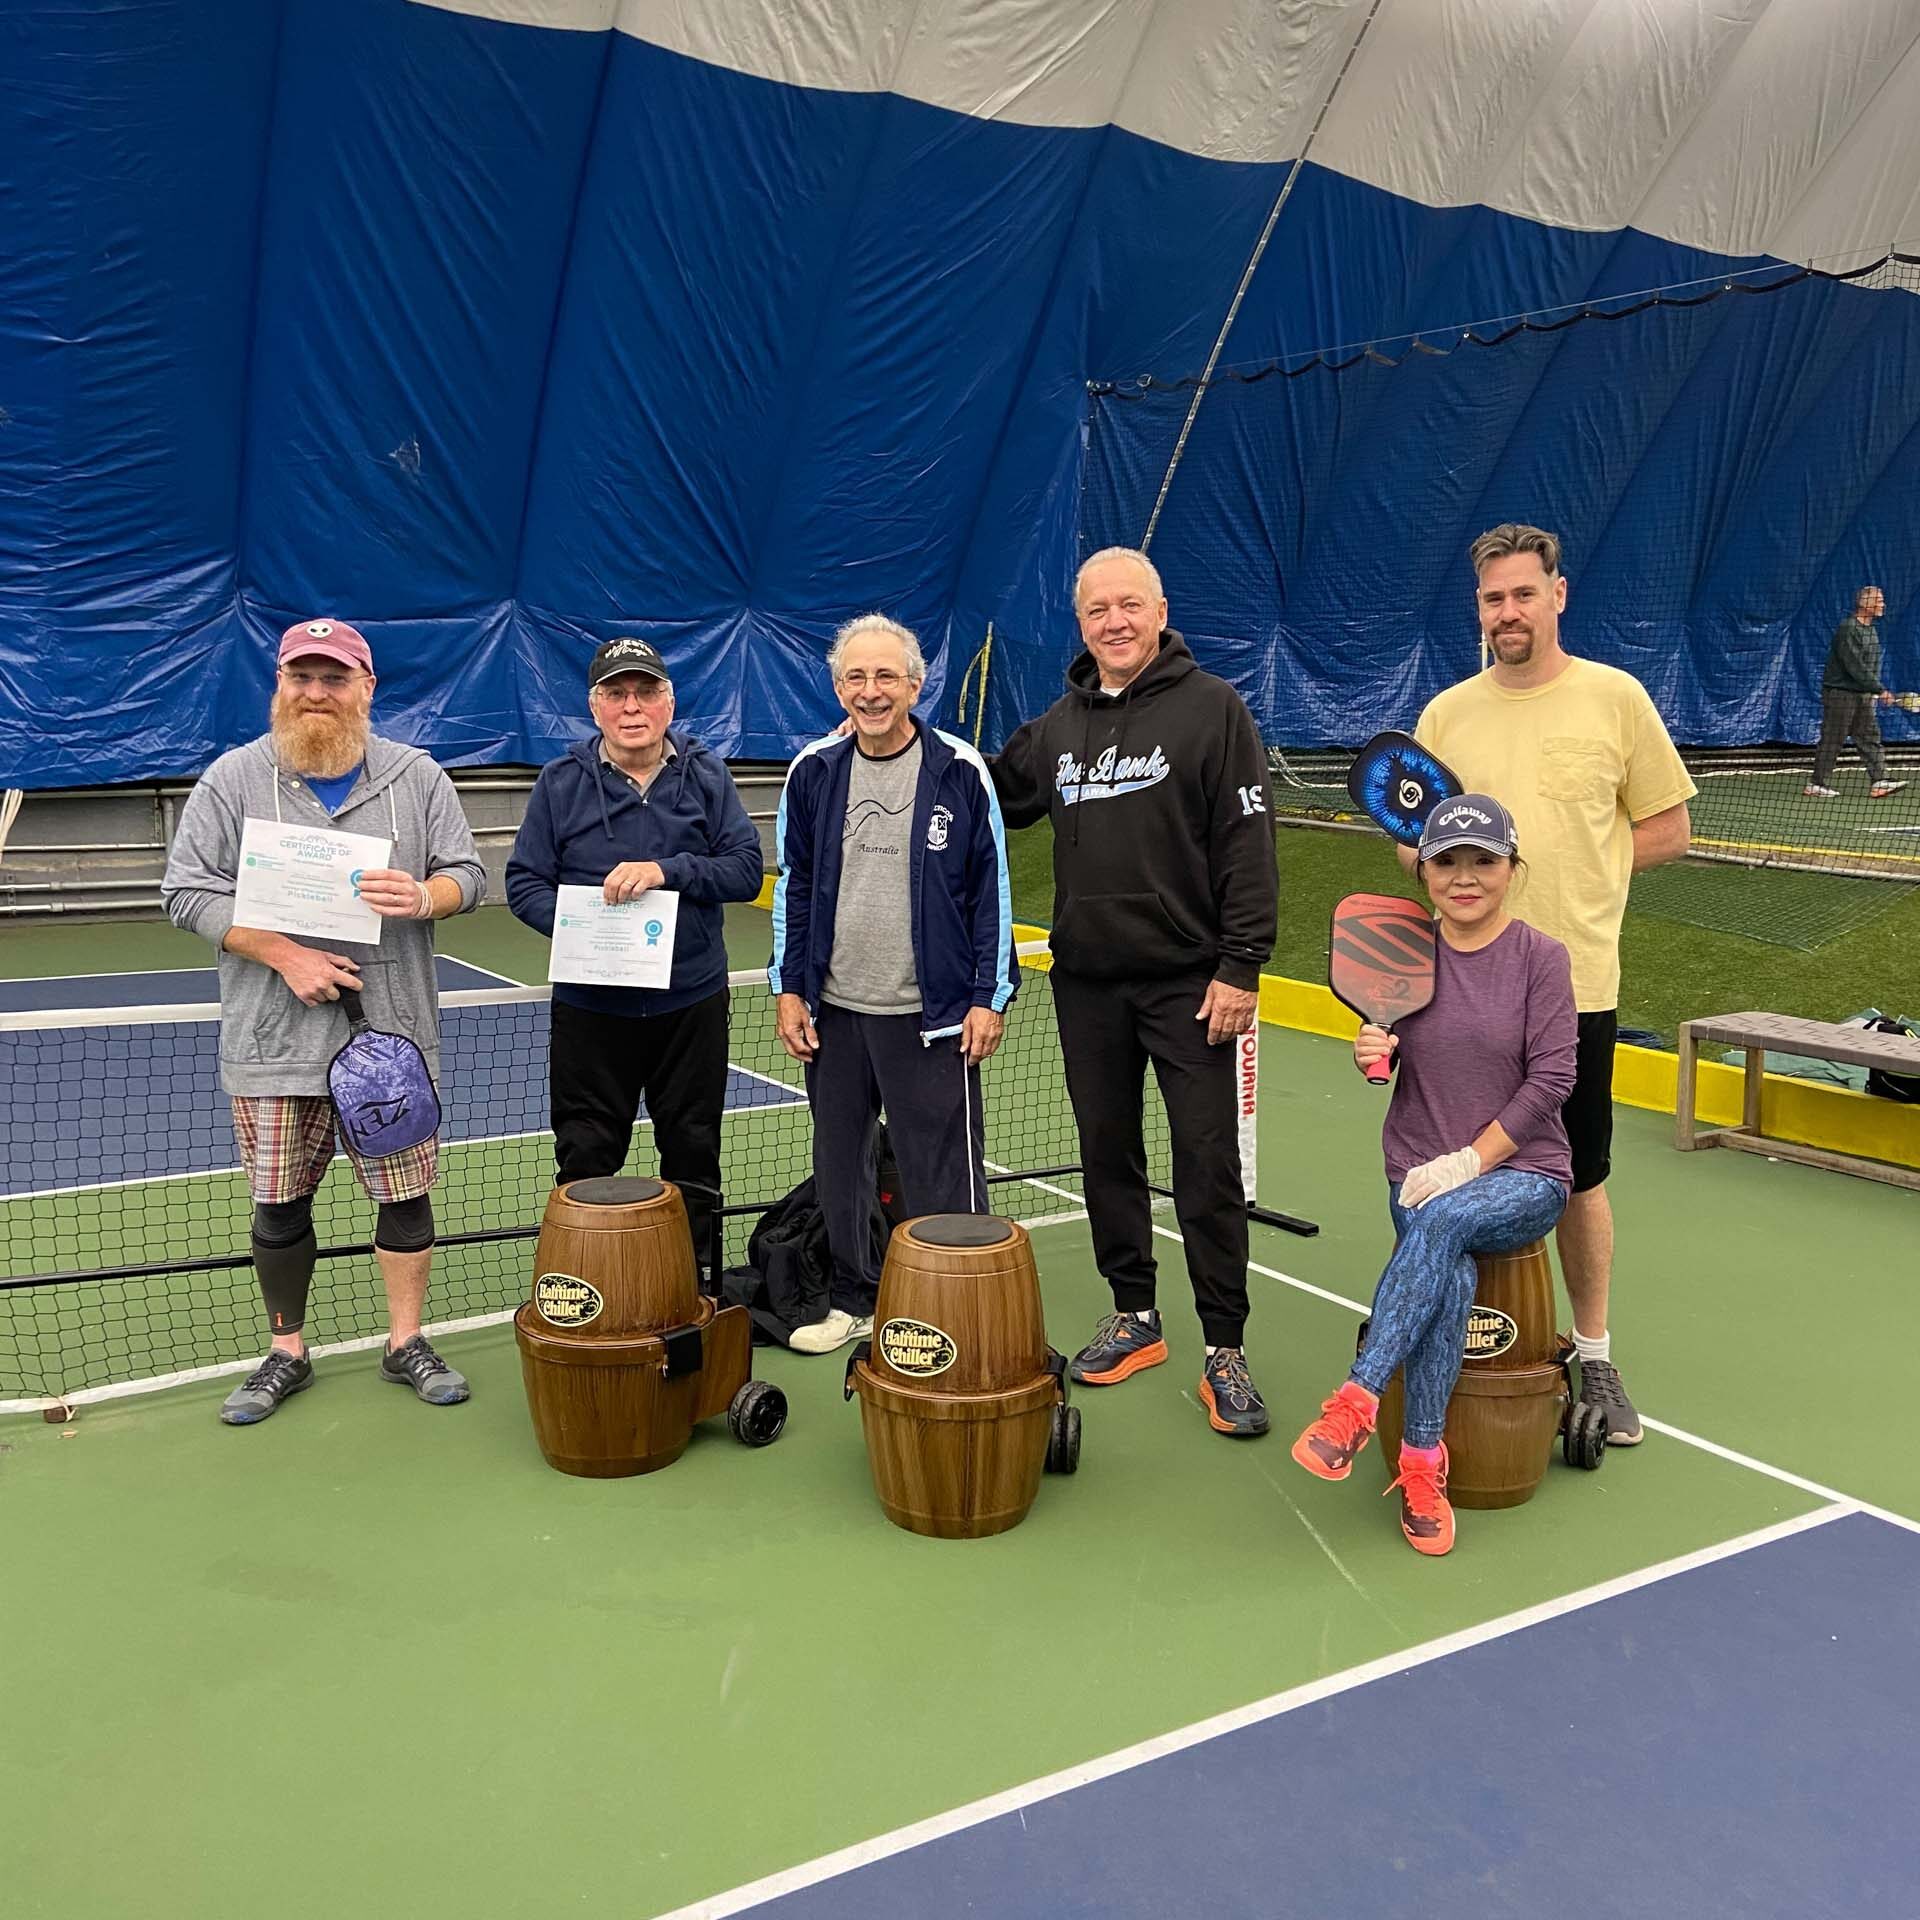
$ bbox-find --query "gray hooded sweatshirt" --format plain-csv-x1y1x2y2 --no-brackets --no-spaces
161,734,486,1096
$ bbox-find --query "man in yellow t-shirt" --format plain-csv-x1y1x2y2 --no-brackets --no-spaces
1407,524,1695,1448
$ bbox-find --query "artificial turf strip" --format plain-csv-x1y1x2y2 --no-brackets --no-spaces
1002,820,1920,1048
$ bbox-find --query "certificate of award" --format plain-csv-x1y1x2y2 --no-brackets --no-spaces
233,818,390,944
548,885,681,990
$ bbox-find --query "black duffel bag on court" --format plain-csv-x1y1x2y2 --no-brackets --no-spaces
717,1126,899,1346
1865,1015,1920,1104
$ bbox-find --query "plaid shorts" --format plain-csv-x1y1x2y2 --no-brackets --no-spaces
231,1095,439,1206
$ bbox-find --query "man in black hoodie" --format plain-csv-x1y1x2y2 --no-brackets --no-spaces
994,548,1279,1437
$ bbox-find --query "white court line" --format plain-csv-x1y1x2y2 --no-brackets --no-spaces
651,1504,1859,1920
0,1188,1083,1415
1186,1221,1920,1534
437,957,529,987
0,966,211,985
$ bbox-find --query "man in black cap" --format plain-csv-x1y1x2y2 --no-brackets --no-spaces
507,638,764,1275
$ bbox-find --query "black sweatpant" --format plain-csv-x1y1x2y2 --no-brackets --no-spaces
549,990,729,1278
806,1004,987,1315
1051,965,1251,1348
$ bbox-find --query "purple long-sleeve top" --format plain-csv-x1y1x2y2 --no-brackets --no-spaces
1380,918,1578,1187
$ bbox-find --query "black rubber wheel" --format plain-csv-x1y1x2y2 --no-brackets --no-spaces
728,1380,788,1448
1575,1400,1608,1470
1563,1399,1606,1470
1045,1403,1081,1476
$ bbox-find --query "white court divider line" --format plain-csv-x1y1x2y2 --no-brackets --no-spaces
1181,1223,1920,1532
438,955,529,987
651,1504,1857,1920
0,1307,522,1418
1639,1417,1920,1539
0,966,213,985
4,1193,1088,1415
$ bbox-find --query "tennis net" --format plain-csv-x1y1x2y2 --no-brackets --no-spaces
1,946,1252,1410
1268,735,1920,948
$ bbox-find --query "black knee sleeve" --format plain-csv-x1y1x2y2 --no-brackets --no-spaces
251,1196,316,1335
374,1194,435,1254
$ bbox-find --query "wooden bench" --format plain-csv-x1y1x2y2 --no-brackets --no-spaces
1675,1011,1920,1190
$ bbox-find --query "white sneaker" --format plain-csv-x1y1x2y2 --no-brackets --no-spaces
1870,780,1907,798
1803,783,1838,798
788,1308,874,1355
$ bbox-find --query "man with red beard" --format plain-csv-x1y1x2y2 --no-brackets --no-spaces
163,618,487,1424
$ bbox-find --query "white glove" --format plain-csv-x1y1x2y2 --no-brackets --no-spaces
1399,1146,1482,1209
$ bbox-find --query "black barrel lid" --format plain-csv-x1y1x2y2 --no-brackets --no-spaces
908,1213,1015,1249
563,1176,665,1207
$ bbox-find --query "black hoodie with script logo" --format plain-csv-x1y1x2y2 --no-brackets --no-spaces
992,631,1278,987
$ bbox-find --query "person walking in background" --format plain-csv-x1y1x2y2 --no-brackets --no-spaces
1806,586,1906,800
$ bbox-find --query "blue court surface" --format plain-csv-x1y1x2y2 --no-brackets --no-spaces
0,955,511,1011
0,964,804,1200
685,1509,1919,1920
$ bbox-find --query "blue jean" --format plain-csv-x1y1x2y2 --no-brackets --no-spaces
1351,1169,1569,1448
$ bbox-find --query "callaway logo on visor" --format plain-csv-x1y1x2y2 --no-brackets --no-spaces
1435,804,1493,829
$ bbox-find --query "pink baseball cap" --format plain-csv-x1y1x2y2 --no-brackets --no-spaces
278,617,373,674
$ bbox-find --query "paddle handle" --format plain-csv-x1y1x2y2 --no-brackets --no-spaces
1362,1025,1397,1085
338,987,369,1030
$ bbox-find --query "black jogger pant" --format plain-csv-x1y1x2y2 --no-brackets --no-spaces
1051,965,1251,1348
549,989,729,1278
806,1004,988,1315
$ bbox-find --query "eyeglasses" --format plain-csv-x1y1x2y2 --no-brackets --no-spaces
278,667,363,693
593,679,671,708
838,669,907,692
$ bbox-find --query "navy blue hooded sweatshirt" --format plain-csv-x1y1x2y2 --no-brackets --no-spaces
505,732,764,1016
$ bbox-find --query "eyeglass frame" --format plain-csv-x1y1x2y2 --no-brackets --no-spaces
835,667,916,692
277,664,370,694
591,675,674,709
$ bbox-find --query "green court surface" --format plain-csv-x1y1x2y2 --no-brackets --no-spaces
6,910,1914,1916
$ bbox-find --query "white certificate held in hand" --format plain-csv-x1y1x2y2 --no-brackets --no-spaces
548,885,681,990
233,817,390,944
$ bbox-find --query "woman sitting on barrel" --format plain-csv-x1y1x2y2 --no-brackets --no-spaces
1291,794,1576,1556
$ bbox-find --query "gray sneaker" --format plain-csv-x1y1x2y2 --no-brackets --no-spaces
220,1350,314,1425
1576,1356,1643,1446
380,1334,470,1405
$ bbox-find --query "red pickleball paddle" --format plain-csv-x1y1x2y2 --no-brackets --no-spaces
1329,893,1438,1084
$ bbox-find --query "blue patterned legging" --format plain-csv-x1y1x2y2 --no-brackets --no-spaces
1350,1169,1570,1448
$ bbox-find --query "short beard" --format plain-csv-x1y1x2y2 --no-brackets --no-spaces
272,698,370,779
1489,630,1534,667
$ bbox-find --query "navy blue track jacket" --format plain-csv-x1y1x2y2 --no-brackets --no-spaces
768,720,1017,1041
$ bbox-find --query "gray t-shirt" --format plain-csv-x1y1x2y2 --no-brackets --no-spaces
823,738,921,1014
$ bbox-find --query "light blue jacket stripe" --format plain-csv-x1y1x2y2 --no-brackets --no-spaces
767,732,841,996
935,728,1017,1014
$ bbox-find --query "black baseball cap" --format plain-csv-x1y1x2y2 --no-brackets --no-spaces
588,637,670,689
1418,792,1518,861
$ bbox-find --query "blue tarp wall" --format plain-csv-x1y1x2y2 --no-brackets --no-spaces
2,0,1917,787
